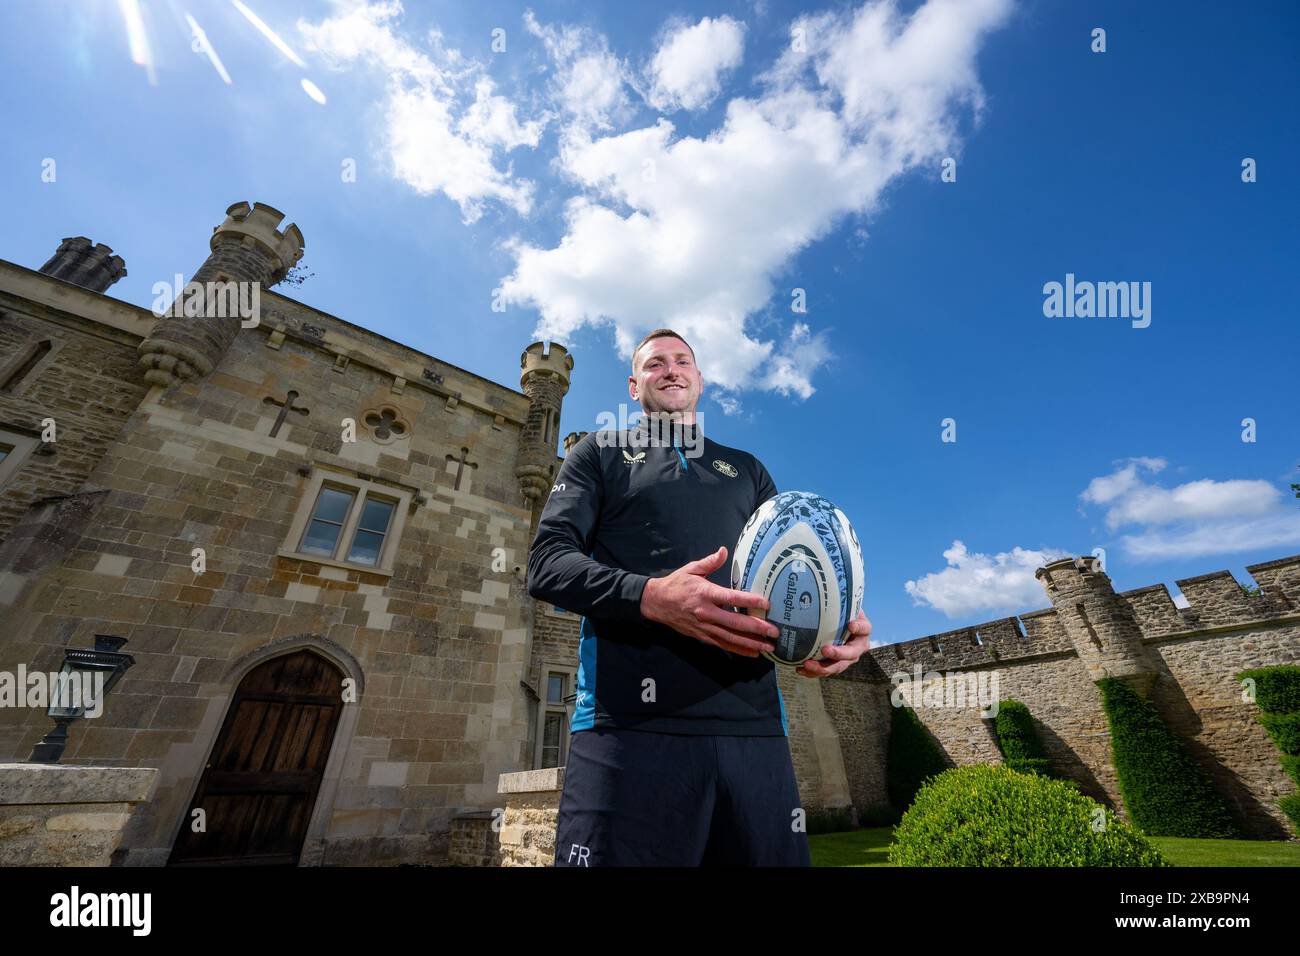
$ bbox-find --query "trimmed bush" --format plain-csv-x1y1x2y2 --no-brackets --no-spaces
990,699,1058,778
1098,677,1240,838
1237,664,1300,836
888,764,1169,867
886,704,949,812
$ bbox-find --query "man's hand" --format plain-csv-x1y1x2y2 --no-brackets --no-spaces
640,546,780,658
795,608,873,678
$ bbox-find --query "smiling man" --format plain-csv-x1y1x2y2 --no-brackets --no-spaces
527,328,872,867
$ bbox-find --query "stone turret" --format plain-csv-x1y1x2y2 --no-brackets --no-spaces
137,201,304,388
1035,556,1159,694
39,237,127,293
516,341,573,504
562,431,588,455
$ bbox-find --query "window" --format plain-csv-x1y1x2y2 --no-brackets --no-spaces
0,429,41,488
1,339,53,393
281,469,412,574
535,667,575,769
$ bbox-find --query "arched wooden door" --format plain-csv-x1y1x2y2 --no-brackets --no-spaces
169,649,345,866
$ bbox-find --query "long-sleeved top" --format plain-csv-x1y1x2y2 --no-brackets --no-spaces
527,417,786,735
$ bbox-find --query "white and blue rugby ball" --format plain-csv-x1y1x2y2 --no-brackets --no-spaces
731,491,865,666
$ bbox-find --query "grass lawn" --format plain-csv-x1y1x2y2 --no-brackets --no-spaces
809,827,1300,867
808,827,897,867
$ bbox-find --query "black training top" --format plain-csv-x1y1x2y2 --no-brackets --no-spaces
527,417,786,736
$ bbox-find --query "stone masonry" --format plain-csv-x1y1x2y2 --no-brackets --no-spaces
0,201,577,865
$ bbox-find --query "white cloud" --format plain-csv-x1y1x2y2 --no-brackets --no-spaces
905,540,1069,618
645,16,746,112
1080,458,1300,560
523,10,632,132
299,0,543,223
503,0,1014,395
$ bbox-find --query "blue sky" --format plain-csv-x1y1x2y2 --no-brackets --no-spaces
1,0,1297,644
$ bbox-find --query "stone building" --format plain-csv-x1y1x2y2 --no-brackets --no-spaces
1,201,1296,868
0,201,578,865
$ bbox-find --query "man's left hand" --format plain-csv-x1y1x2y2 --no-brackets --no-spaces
796,608,872,678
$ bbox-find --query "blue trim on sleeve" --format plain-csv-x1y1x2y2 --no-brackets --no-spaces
571,616,597,732
777,685,788,737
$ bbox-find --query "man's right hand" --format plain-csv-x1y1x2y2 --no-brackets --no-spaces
639,546,781,658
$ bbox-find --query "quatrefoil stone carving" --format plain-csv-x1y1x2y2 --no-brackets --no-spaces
362,405,410,444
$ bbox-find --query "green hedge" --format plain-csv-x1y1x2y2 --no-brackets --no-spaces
1258,712,1300,755
990,699,1058,778
1098,677,1240,838
888,764,1169,867
1281,794,1300,831
1238,665,1300,714
1237,664,1300,835
886,704,949,812
1281,754,1300,789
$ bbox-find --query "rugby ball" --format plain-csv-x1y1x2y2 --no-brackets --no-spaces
731,491,864,666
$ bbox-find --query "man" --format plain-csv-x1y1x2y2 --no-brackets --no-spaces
527,329,872,866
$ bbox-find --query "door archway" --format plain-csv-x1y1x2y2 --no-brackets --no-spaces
169,649,344,866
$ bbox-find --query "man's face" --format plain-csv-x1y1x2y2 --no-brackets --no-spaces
629,336,703,418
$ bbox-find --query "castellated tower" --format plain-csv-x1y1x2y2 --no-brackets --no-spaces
516,341,573,507
39,237,127,292
137,201,304,387
1036,556,1159,694
562,431,589,455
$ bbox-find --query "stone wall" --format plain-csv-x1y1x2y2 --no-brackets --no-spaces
0,275,550,865
844,554,1300,838
497,767,561,867
448,810,502,866
0,763,158,866
0,278,152,543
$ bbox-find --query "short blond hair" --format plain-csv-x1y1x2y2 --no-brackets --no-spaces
632,328,695,373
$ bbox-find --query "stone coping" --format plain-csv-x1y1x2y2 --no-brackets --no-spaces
0,763,159,806
498,767,565,794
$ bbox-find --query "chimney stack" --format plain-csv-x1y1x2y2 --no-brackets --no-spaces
39,237,127,293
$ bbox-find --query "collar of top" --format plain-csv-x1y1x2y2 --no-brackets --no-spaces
631,412,702,447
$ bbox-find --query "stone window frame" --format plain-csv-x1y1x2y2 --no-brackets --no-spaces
542,602,577,619
0,426,41,488
534,664,576,770
279,466,413,576
0,337,60,396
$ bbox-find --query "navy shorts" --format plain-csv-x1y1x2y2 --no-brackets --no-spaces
553,728,811,867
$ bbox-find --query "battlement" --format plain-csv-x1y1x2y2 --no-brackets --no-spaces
862,552,1300,680
1125,554,1300,634
209,201,304,284
519,341,573,391
1035,554,1110,595
863,607,1071,676
38,236,127,293
562,431,588,455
